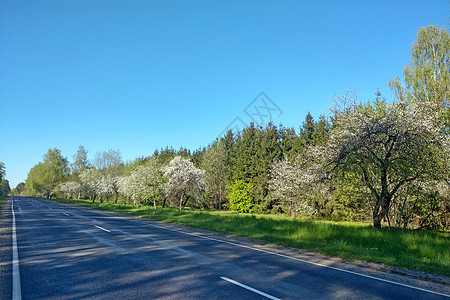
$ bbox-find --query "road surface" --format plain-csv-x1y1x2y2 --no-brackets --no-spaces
2,197,449,299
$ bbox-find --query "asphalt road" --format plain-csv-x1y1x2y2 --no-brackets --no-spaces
2,197,449,299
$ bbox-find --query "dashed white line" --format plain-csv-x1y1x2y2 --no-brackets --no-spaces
130,219,450,298
11,198,22,300
95,225,111,232
62,213,70,216
221,277,280,300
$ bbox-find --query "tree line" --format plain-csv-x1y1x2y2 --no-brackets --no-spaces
0,162,11,197
13,25,449,230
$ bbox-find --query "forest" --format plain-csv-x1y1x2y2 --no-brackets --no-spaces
11,25,450,231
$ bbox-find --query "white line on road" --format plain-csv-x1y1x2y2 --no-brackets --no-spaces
62,213,70,216
51,201,449,298
221,277,280,300
11,198,22,300
136,220,450,298
95,225,111,232
48,207,53,210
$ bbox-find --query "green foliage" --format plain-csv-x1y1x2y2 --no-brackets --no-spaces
202,140,229,209
0,179,10,197
0,162,5,181
71,145,89,175
10,182,26,196
0,162,10,196
25,148,69,197
227,180,255,213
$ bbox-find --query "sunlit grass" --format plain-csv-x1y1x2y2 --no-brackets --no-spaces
49,197,449,275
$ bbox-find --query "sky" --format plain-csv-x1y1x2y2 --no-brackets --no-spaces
0,0,448,188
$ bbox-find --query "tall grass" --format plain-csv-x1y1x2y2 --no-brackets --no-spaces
49,198,449,275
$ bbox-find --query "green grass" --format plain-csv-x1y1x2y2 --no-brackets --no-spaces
0,196,6,212
49,197,450,275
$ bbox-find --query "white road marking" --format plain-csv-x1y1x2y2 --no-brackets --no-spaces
95,225,111,232
221,277,280,300
11,198,22,300
48,207,53,210
62,213,70,216
47,201,450,298
131,220,450,298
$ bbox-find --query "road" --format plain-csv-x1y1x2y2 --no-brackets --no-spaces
2,196,449,299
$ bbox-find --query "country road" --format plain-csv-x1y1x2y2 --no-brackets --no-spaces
1,197,449,299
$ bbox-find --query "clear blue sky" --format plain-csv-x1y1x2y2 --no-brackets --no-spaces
0,0,448,188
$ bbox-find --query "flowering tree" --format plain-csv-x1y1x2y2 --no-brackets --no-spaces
119,159,165,208
96,174,117,202
269,150,321,219
57,181,81,199
325,91,448,230
162,156,205,211
79,168,99,201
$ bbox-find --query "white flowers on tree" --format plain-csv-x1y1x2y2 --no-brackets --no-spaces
79,168,99,200
79,168,122,202
325,91,447,230
119,159,165,208
57,181,81,199
269,150,320,219
162,156,206,211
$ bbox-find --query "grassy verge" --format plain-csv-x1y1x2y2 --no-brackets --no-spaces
0,196,6,212
49,197,449,275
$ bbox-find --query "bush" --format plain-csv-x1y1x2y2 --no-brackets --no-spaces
226,180,255,213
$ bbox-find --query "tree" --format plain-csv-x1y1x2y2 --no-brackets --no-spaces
0,162,5,181
79,168,100,201
11,182,26,196
25,148,69,197
162,156,205,211
325,92,447,230
0,162,9,197
72,145,89,174
226,180,254,213
390,25,450,131
93,149,123,175
202,141,228,209
57,181,81,199
0,179,10,197
119,159,165,208
269,152,317,219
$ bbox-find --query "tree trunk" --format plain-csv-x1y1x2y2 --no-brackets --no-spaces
290,200,295,219
373,196,391,230
179,191,185,211
373,214,382,231
153,198,157,210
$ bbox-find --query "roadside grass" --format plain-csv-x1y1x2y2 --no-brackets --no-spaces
49,197,449,275
0,196,6,212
